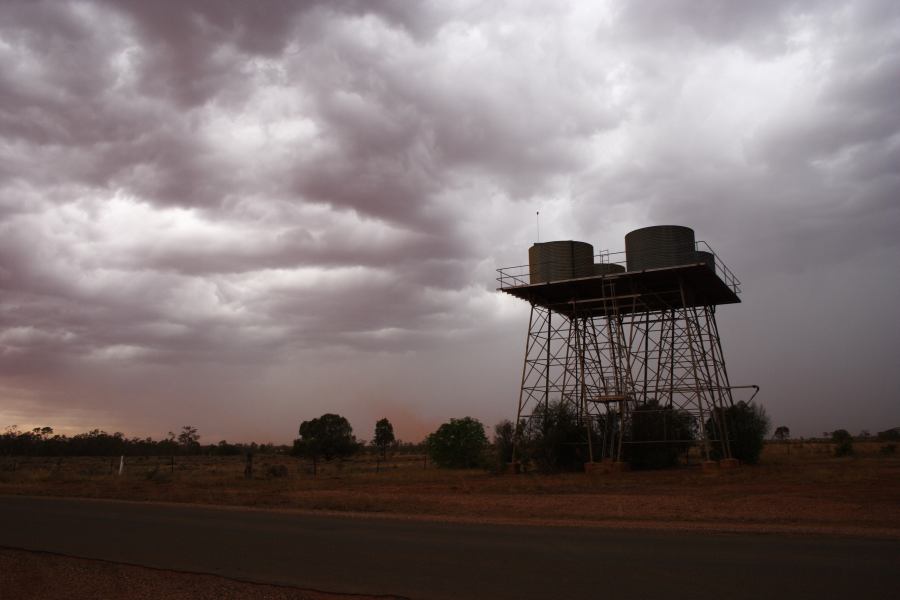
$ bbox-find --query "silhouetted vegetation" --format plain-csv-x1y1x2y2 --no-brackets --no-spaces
372,418,396,460
832,429,854,456
493,419,516,471
291,413,360,473
877,428,900,442
426,417,487,468
521,401,597,472
625,401,695,470
773,426,790,441
177,425,201,455
0,425,282,457
706,401,771,464
265,464,289,478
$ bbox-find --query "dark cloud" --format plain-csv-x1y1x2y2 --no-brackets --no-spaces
1,1,897,440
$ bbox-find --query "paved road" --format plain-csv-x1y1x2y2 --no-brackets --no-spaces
1,495,897,600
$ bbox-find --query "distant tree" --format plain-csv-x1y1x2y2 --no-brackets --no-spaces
831,429,853,456
372,418,396,460
177,425,201,454
292,413,359,473
426,417,487,469
773,426,791,441
707,401,771,464
32,426,54,440
859,430,871,439
212,440,242,456
877,428,900,442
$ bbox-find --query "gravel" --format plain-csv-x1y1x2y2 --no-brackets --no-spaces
0,547,398,600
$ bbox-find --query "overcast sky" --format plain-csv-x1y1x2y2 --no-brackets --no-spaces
1,0,898,443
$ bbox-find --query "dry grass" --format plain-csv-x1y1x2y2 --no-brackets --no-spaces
2,442,898,537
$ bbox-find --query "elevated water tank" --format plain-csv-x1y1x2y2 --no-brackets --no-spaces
529,241,594,284
625,225,696,271
593,263,626,276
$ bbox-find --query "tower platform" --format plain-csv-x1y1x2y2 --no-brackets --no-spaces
497,262,740,319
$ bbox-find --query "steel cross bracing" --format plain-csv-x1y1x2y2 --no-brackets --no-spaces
512,277,736,463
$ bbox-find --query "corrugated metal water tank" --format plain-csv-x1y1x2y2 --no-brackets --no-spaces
625,225,696,271
529,241,594,284
593,263,626,275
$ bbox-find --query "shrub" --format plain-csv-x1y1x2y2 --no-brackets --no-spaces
266,464,289,478
831,429,853,457
144,466,172,483
877,428,900,442
880,444,896,455
521,401,594,472
626,401,696,470
493,419,516,471
706,401,771,464
426,417,487,468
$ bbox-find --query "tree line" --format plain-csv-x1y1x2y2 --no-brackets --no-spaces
16,399,878,470
290,400,776,473
0,425,281,457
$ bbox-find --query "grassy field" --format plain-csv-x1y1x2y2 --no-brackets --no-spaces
2,441,898,537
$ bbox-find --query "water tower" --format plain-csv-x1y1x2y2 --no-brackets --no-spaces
497,226,753,468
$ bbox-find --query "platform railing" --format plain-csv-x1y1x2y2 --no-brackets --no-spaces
694,240,742,295
496,242,741,295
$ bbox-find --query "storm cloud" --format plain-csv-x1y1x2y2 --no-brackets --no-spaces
1,0,898,441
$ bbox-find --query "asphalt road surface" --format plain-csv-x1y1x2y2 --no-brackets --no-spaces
1,495,897,600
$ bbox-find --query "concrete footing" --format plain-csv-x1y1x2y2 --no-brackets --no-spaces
702,460,719,472
718,458,740,469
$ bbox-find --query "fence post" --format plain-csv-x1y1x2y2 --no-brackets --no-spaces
244,451,253,479
118,455,125,476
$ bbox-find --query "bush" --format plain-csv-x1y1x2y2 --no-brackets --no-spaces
831,429,853,456
706,401,770,464
266,464,289,478
520,401,596,472
626,401,695,470
426,417,487,468
880,444,896,455
144,466,172,483
493,419,516,471
877,428,900,442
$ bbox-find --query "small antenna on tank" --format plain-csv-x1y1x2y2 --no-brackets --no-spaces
536,211,540,243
